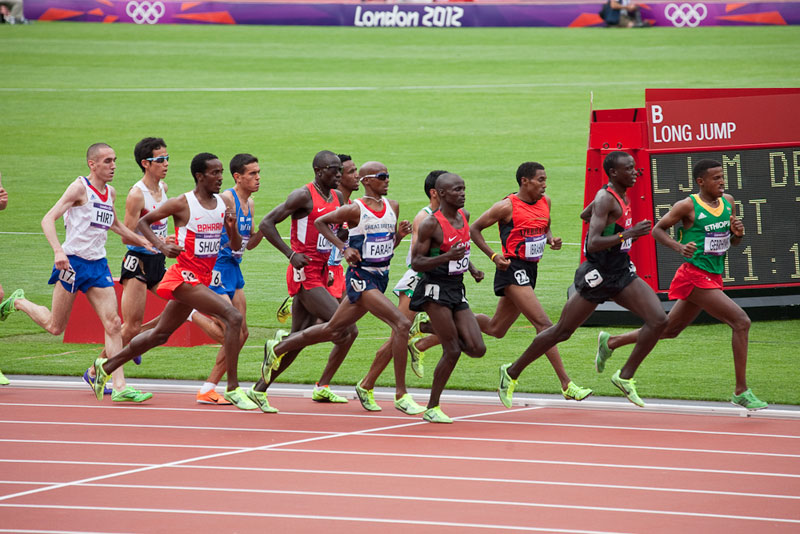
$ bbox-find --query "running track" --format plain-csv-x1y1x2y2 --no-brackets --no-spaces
1,383,799,533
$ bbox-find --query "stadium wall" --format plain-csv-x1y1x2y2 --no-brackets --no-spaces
25,0,800,27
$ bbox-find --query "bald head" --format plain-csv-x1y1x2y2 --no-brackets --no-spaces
435,172,461,192
87,143,112,162
313,150,338,170
358,161,386,179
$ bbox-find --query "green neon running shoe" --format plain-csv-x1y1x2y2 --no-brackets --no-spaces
611,369,645,407
423,406,452,424
394,394,425,415
0,288,24,321
562,381,593,401
261,330,288,383
408,338,425,379
409,312,428,340
246,386,279,413
0,369,9,386
731,389,768,411
595,331,613,374
355,379,381,412
276,296,292,324
111,386,153,403
92,358,110,401
312,384,348,403
498,363,517,408
223,387,259,410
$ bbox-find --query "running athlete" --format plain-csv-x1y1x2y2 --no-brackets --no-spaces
195,153,265,406
497,151,667,408
250,150,356,410
409,172,486,423
0,172,10,385
326,154,360,301
1,144,155,401
264,161,421,413
471,162,592,401
89,152,258,410
596,159,767,410
83,137,170,397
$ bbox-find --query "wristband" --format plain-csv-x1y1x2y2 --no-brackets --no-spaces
619,233,624,242
288,251,296,262
490,252,498,262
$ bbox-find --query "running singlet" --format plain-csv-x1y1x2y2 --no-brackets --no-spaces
427,209,471,280
584,185,632,272
499,193,550,262
62,176,114,261
405,205,434,268
290,183,341,263
127,179,168,255
680,194,733,275
175,191,226,275
217,188,251,265
347,198,397,272
328,200,353,268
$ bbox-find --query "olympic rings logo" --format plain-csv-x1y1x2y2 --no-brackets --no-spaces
664,3,708,27
126,0,166,24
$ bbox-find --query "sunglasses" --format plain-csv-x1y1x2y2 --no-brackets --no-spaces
146,155,169,163
322,164,343,172
362,172,389,181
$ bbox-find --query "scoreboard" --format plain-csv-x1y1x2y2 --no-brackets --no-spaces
584,88,800,295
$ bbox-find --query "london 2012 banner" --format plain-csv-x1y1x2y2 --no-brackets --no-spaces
25,0,800,28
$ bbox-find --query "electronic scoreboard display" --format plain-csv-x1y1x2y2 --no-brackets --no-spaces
584,88,800,295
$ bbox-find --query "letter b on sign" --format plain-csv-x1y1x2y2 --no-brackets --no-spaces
651,105,663,124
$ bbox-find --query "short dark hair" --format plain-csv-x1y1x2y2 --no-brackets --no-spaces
86,142,112,161
693,159,722,181
190,152,219,183
424,170,447,199
337,154,352,164
603,151,630,177
515,162,545,186
134,137,166,172
230,153,258,177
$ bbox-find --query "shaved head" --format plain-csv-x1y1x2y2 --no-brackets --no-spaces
358,161,386,179
87,143,112,161
435,172,461,192
313,150,338,169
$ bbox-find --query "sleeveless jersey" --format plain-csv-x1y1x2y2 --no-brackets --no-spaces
127,179,168,255
290,183,341,263
175,191,226,275
680,194,732,275
584,185,632,272
348,198,397,272
427,209,471,280
405,205,434,268
499,193,550,262
217,188,251,265
328,199,353,267
62,177,115,261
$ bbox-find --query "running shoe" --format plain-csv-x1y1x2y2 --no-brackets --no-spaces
261,329,288,383
595,331,613,373
394,394,425,415
0,288,24,321
245,386,279,413
0,369,9,386
611,369,645,408
83,368,112,396
196,389,233,405
409,312,428,340
112,386,153,403
312,384,348,403
498,363,518,408
562,381,593,401
409,338,425,379
355,379,381,411
731,389,768,411
423,406,452,424
276,296,293,324
91,358,110,401
223,387,259,410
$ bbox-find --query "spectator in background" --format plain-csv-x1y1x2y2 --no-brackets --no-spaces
600,0,651,27
0,0,29,24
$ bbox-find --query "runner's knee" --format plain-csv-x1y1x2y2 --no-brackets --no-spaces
731,312,751,333
463,339,486,358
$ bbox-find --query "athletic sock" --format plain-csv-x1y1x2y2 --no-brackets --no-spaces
199,382,216,394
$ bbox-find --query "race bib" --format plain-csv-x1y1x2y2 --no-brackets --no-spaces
620,235,632,252
448,247,470,275
524,234,547,262
584,268,603,288
194,232,220,258
123,254,140,273
90,202,114,230
151,221,168,240
181,270,198,283
211,270,222,287
293,267,306,282
58,266,76,284
232,236,249,259
704,231,730,256
363,233,393,262
316,232,333,253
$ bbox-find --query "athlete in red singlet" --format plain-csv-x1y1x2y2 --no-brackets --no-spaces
89,152,259,411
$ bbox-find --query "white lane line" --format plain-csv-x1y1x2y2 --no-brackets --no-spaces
0,406,531,503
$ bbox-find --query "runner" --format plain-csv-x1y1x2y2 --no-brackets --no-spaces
88,152,258,410
470,162,592,401
596,159,767,410
497,151,667,408
0,172,10,385
409,172,486,423
326,154,360,301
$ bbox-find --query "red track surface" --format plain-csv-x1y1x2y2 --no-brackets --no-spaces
1,386,799,533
